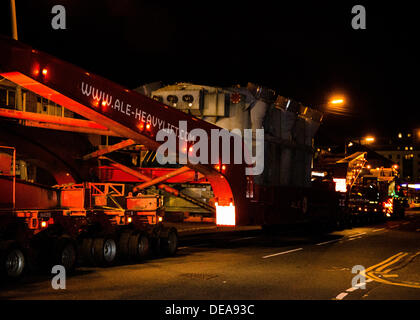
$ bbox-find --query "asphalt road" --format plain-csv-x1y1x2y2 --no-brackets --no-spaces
1,212,420,300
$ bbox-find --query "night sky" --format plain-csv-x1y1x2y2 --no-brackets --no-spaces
0,1,418,145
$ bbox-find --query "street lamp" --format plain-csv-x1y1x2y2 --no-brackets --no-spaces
364,136,375,144
330,98,345,105
344,136,376,155
9,0,23,111
319,96,349,117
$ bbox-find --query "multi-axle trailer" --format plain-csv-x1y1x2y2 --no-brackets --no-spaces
0,159,177,279
0,36,348,280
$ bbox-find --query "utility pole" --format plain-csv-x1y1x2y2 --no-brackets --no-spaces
10,0,23,111
10,0,18,40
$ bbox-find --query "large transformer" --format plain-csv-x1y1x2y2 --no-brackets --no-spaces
148,82,325,225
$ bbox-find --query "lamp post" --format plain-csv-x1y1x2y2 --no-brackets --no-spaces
345,136,376,155
10,0,18,40
9,0,23,111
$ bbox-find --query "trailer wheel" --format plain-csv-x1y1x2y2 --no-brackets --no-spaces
92,237,117,266
53,238,77,273
80,238,94,266
118,231,132,260
151,237,162,256
161,229,178,256
1,243,26,279
128,233,150,261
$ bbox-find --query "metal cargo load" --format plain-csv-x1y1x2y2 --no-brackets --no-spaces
150,83,323,224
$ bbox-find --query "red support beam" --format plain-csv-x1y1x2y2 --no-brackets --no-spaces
133,166,191,192
21,120,120,136
0,107,119,136
83,139,136,160
102,157,214,212
101,156,181,196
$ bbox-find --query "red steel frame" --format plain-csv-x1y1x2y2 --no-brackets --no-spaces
0,36,252,225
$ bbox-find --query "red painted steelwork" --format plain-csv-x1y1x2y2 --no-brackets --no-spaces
98,166,207,184
83,139,135,160
0,176,59,210
133,166,191,191
20,119,120,136
0,107,111,132
0,37,250,225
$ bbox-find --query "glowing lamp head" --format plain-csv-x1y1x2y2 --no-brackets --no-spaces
127,217,132,223
42,68,48,76
101,100,107,107
41,221,47,228
145,123,151,130
330,99,344,105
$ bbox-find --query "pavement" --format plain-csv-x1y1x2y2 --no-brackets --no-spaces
1,211,420,300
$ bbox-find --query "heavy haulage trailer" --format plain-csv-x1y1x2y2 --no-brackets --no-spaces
0,149,177,278
0,36,340,280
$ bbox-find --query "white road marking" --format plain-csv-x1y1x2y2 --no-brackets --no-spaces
390,225,399,229
354,282,366,287
349,232,366,238
177,246,189,250
316,239,340,246
335,292,348,300
402,222,410,225
372,228,385,232
262,248,303,259
335,278,373,300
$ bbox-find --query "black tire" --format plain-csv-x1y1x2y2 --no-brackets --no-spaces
128,233,150,261
161,229,178,256
80,237,94,266
0,242,26,280
53,237,77,273
118,231,132,260
92,237,117,267
151,236,162,256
